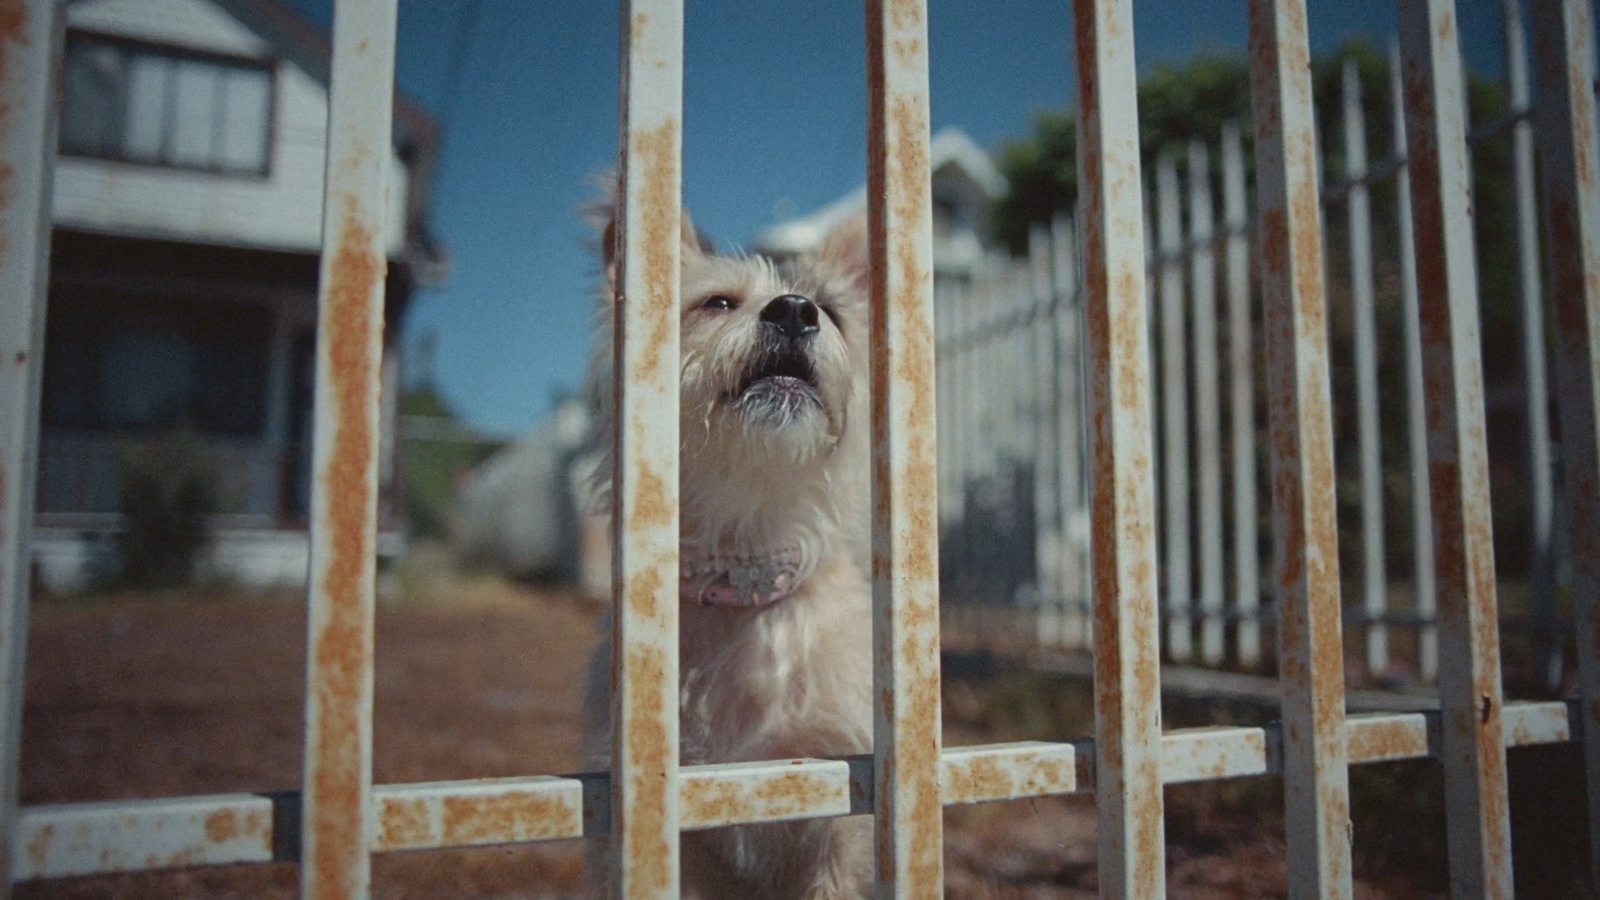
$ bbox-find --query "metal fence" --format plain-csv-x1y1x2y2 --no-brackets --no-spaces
940,0,1588,691
0,0,1596,898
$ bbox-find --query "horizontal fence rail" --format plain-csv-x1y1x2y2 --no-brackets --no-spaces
10,700,1576,882
2,0,1598,897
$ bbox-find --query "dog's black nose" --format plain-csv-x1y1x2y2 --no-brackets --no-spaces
759,294,820,341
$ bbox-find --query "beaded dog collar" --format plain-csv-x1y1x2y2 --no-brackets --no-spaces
679,546,805,608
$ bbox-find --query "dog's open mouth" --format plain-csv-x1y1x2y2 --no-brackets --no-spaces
732,346,821,425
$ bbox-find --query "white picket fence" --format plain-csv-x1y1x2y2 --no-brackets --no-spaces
937,21,1569,686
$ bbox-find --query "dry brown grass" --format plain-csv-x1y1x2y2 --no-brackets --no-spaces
19,552,1581,897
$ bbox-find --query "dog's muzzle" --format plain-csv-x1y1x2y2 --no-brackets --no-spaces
732,295,824,422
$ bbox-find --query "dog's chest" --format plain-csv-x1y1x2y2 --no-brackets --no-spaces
677,596,871,766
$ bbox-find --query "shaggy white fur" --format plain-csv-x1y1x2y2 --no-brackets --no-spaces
583,201,875,899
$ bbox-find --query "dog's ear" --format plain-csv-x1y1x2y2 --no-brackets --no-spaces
594,180,709,294
817,214,870,294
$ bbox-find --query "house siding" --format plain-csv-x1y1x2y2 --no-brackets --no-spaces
54,0,409,256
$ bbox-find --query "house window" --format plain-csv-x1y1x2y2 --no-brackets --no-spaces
60,32,273,175
43,297,272,437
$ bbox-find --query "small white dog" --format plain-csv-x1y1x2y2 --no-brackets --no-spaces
583,199,874,899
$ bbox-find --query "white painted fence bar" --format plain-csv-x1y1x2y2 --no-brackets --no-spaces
1053,214,1091,646
1247,0,1354,896
1398,1,1515,895
1222,119,1261,669
1342,58,1388,678
864,0,944,895
1072,0,1168,895
1189,140,1226,667
609,1,685,896
936,274,960,529
1530,0,1600,882
1003,261,1026,469
299,1,397,896
1031,225,1062,640
1391,40,1439,683
1503,0,1558,690
0,1,61,895
1156,154,1193,664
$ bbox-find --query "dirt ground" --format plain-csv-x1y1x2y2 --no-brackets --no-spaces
17,551,1554,898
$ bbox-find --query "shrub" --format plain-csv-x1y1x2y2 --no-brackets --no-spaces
113,429,220,588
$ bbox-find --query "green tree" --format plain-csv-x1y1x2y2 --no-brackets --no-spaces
400,385,506,538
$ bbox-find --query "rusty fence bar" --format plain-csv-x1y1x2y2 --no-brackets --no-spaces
0,1,61,895
610,1,685,897
298,1,398,897
1073,0,1168,895
1399,0,1516,895
1531,0,1600,884
865,0,945,894
1248,0,1354,896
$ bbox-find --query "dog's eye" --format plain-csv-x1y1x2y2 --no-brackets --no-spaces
700,294,739,311
818,302,842,330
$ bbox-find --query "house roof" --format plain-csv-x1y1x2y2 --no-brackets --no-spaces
751,127,1006,257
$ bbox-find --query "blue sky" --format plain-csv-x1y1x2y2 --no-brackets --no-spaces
285,0,1507,439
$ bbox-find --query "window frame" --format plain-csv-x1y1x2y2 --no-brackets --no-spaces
41,292,276,439
59,28,279,179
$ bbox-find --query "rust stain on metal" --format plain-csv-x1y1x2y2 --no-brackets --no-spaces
628,465,671,532
0,0,24,258
440,793,575,844
309,194,384,897
627,566,663,623
0,0,27,94
204,809,239,844
25,823,51,866
629,119,681,380
1349,717,1427,764
1573,70,1595,191
887,0,922,30
682,770,835,826
146,849,201,870
378,798,430,849
621,642,673,894
1133,752,1161,829
0,0,26,46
